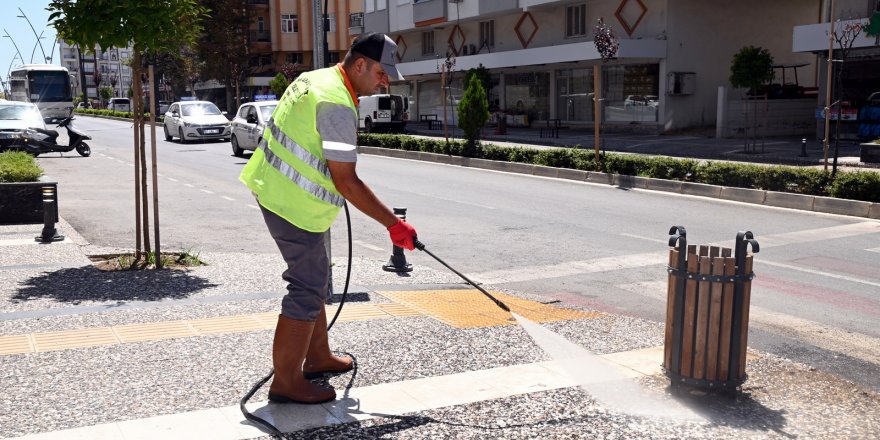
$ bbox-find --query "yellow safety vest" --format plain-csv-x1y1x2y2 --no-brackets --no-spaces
239,67,356,232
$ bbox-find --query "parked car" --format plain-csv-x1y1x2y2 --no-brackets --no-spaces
230,100,278,156
75,101,92,109
624,95,648,108
163,101,230,143
0,101,47,151
358,94,409,132
107,98,131,112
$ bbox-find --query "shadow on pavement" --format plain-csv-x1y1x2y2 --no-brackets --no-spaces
11,266,218,304
671,387,793,437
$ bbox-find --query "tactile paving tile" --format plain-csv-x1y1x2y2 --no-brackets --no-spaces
378,289,603,329
32,328,118,352
0,334,32,355
0,303,423,355
113,321,198,343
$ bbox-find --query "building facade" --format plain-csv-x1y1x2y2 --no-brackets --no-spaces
792,0,880,140
366,0,822,133
244,0,365,92
58,40,134,103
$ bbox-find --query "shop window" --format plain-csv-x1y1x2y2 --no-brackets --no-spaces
505,72,550,123
556,68,594,122
603,64,660,123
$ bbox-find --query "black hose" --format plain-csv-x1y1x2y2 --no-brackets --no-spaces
239,201,354,438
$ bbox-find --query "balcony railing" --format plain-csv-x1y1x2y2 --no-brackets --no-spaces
250,31,271,43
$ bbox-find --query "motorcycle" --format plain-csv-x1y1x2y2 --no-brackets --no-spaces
21,110,91,157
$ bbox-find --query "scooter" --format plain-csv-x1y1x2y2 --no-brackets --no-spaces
21,110,91,157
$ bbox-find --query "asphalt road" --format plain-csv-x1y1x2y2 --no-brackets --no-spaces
37,116,880,392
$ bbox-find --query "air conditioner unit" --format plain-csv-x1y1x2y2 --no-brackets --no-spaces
466,44,476,55
461,45,470,55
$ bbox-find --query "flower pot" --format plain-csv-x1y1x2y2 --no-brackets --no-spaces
0,176,58,225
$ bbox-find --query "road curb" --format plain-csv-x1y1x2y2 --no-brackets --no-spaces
358,146,879,219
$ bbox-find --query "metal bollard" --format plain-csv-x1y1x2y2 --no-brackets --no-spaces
382,207,412,273
35,186,64,243
800,138,808,157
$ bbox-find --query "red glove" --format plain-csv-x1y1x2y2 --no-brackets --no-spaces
387,219,417,251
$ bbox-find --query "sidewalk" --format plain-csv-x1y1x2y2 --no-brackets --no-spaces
2,218,879,439
404,122,874,169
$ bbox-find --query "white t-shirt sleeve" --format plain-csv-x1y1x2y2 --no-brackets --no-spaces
316,102,358,163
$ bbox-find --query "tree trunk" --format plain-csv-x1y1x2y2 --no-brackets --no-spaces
132,53,142,262
132,53,151,261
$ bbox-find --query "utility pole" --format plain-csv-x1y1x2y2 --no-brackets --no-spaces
312,0,325,70
822,0,836,171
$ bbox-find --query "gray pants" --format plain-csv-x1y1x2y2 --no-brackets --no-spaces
260,205,329,321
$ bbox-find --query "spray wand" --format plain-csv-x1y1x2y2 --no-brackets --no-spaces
414,239,511,312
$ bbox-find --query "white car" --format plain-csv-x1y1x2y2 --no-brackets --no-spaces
107,98,130,112
0,101,47,151
163,101,230,143
230,100,277,156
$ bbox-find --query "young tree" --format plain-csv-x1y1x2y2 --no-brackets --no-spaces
268,73,289,98
99,86,113,107
49,0,207,267
457,74,489,157
729,46,774,153
196,0,250,112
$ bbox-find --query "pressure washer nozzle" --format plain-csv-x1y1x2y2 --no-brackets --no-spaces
414,239,425,251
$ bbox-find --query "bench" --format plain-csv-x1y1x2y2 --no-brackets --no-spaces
540,119,565,138
420,114,440,130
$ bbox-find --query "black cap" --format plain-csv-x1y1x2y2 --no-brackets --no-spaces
350,32,404,81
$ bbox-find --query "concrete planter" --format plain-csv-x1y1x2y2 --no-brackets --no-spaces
859,143,880,163
0,176,58,225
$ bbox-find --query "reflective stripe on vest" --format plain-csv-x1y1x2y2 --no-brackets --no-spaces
256,137,344,207
266,119,330,179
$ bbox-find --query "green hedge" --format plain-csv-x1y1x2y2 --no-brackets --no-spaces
357,133,880,203
0,151,43,183
75,108,163,122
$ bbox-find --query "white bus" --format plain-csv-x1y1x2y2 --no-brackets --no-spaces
8,64,74,123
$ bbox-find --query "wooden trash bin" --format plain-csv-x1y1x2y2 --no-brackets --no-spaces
663,225,759,391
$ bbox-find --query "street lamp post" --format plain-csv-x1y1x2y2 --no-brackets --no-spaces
17,7,48,64
3,29,25,64
30,31,46,64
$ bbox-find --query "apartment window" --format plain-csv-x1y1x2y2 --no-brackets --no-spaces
565,4,587,37
349,12,364,28
250,54,273,67
479,20,495,49
257,16,265,33
327,13,336,32
281,14,298,33
422,31,434,55
286,52,304,64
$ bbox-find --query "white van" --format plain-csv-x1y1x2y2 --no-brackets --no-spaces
107,98,131,112
358,94,408,133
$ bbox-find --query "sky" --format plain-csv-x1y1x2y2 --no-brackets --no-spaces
1,1,59,78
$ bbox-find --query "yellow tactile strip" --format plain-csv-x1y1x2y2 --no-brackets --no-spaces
0,302,418,356
378,289,603,329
